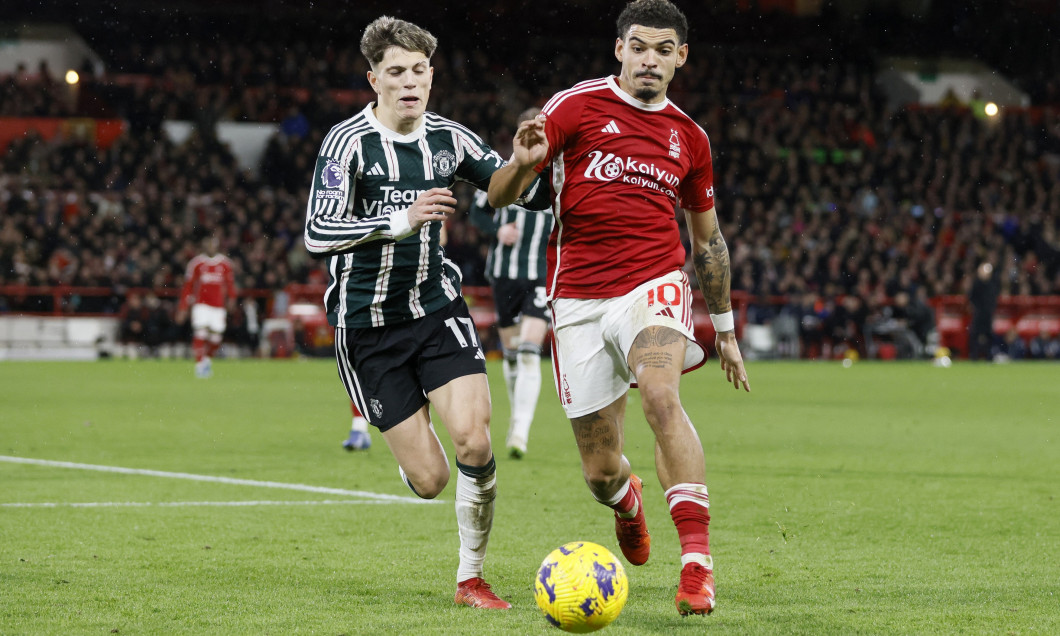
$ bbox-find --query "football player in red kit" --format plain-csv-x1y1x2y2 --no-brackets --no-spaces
488,0,750,617
177,236,237,378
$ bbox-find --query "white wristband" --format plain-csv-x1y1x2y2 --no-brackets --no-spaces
710,311,734,333
389,209,415,241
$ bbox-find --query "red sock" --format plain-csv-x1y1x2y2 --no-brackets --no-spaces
607,479,639,517
206,339,220,358
351,402,363,418
666,484,711,558
193,337,206,362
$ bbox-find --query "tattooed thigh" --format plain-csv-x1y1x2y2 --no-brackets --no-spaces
629,326,684,371
570,411,621,456
632,325,684,349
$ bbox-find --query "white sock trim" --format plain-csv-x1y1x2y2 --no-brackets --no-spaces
681,553,713,569
665,482,709,510
597,477,630,507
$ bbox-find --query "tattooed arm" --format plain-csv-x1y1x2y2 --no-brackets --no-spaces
686,206,732,317
685,206,750,392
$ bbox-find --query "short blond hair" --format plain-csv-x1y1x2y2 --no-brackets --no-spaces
359,16,438,68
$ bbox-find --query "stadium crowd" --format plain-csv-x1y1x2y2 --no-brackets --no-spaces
2,2,1060,359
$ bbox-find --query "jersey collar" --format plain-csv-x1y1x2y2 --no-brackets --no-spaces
363,103,426,142
607,75,670,112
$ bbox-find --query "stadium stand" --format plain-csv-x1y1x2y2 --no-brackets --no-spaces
2,1,1058,360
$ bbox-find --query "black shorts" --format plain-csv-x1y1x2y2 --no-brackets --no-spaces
334,298,487,432
491,278,549,328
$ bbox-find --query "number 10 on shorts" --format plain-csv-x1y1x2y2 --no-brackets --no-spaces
647,282,682,307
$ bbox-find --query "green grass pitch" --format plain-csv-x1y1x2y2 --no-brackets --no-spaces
1,358,1058,634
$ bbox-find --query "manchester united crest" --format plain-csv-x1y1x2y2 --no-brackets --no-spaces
432,150,458,177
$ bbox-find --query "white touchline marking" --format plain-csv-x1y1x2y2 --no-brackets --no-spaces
1,500,405,508
0,455,442,505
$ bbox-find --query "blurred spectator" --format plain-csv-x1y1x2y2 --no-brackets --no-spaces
994,326,1028,362
279,104,310,139
1028,327,1060,360
119,291,171,358
796,293,826,358
119,292,148,355
968,262,1001,361
906,287,937,354
867,291,923,359
1,3,1059,364
826,294,868,359
224,296,260,357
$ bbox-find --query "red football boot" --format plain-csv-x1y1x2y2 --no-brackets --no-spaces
675,562,716,615
454,577,511,609
614,473,651,566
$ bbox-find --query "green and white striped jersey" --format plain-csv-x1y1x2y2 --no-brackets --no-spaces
469,190,554,282
305,104,508,328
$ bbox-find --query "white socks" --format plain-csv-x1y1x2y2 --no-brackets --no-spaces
506,344,541,450
502,347,518,407
455,457,497,582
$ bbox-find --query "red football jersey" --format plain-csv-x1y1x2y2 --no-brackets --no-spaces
537,76,715,299
179,254,237,310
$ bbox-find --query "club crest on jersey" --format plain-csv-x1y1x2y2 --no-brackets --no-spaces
668,129,681,159
322,160,344,188
432,150,458,177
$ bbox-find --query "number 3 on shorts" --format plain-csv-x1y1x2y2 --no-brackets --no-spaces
534,286,548,308
444,317,486,360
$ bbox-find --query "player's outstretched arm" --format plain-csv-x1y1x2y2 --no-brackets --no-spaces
488,118,548,208
685,207,750,392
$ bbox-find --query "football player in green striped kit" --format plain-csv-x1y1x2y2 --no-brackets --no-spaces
469,108,555,459
304,16,547,609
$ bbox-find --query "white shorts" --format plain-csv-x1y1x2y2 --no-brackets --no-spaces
550,270,707,418
191,303,227,334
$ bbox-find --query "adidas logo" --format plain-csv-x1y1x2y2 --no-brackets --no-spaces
366,162,385,177
655,306,676,319
601,120,621,134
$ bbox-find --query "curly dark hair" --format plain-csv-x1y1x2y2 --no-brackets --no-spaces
616,0,689,45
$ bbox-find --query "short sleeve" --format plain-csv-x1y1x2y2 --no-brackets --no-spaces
536,99,578,173
679,129,715,213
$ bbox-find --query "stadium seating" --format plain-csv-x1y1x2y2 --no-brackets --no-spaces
2,3,1059,360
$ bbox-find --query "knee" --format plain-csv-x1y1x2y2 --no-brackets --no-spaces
582,462,625,496
517,341,542,361
451,425,493,466
408,467,450,499
639,383,682,425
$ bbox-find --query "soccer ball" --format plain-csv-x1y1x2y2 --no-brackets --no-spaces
534,541,628,633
